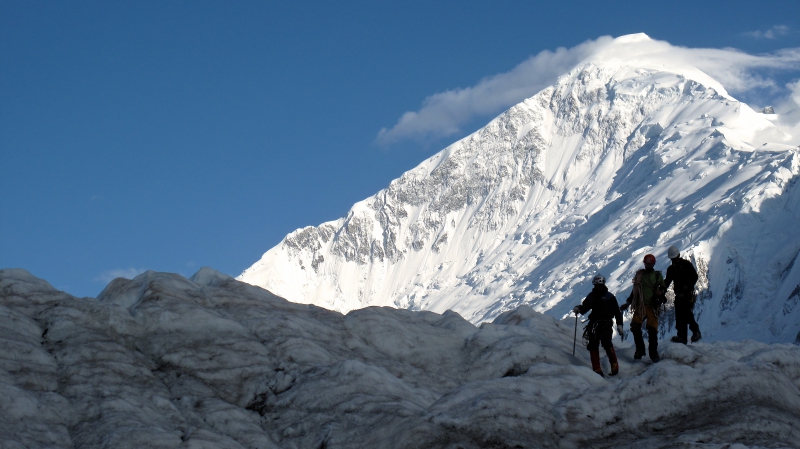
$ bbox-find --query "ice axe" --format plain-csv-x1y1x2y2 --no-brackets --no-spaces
572,312,578,356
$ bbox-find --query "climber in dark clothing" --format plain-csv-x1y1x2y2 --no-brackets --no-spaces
573,274,624,377
664,245,701,344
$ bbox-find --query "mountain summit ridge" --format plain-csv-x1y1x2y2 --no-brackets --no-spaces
240,36,800,343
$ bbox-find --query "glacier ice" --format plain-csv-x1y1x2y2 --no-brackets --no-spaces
2,268,800,448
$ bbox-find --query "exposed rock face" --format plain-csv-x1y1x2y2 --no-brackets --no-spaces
240,46,800,343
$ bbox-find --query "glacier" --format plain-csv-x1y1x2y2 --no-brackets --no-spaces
2,267,800,448
240,34,800,344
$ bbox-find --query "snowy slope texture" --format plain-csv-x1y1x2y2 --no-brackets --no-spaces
240,34,800,343
3,268,800,448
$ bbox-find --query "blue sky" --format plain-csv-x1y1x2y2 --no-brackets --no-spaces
2,1,800,297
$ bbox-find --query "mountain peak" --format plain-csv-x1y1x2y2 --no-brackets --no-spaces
574,34,729,97
614,32,652,43
240,46,800,344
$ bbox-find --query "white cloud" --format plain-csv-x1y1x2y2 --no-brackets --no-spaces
589,36,800,94
744,25,792,40
376,37,613,146
377,33,800,146
772,79,800,142
94,268,146,284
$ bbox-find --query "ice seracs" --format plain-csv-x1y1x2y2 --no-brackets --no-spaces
239,34,800,344
2,268,800,447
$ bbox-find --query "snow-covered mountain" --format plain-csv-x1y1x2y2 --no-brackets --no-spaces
3,267,800,448
240,34,800,343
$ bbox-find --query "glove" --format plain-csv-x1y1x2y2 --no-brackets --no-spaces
572,306,581,314
617,325,623,336
619,303,629,312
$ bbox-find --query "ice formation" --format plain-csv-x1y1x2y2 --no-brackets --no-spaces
2,268,800,448
240,34,800,344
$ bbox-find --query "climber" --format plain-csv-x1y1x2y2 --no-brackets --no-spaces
573,274,623,377
664,246,701,344
620,254,666,362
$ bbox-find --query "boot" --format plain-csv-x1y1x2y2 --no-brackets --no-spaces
631,324,646,360
647,326,660,362
671,335,687,344
590,350,605,377
605,347,619,376
688,313,701,342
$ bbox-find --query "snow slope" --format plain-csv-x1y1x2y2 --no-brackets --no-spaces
240,34,800,343
2,268,800,448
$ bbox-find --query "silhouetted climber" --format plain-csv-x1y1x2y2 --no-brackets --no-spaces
573,274,623,377
665,246,701,343
620,254,666,362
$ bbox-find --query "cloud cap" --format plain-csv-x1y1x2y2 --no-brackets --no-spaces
377,33,800,147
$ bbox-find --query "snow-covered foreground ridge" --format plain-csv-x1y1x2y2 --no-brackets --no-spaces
3,267,800,448
240,34,800,343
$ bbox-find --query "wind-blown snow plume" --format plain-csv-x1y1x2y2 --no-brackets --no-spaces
242,34,800,344
378,33,800,146
376,37,610,145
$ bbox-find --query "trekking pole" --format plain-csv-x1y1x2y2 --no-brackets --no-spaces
572,312,578,356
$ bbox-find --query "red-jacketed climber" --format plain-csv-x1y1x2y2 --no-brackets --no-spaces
573,274,624,377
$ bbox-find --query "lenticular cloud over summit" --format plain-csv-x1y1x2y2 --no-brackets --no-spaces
377,33,800,146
